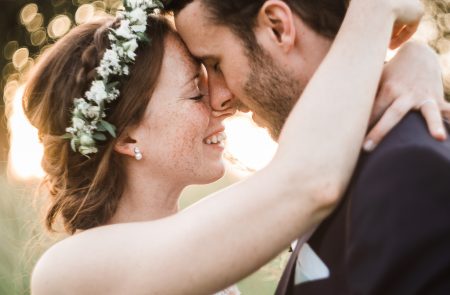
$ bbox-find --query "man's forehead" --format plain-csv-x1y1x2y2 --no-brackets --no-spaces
175,0,209,27
175,2,224,58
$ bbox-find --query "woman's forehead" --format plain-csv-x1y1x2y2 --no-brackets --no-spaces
163,33,201,76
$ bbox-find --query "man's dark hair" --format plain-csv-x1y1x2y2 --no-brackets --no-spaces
164,0,350,51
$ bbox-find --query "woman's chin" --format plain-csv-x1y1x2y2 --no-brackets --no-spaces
197,163,226,184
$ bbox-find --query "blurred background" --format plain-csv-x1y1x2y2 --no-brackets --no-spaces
0,0,449,294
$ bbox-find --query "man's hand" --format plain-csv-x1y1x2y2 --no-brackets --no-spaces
363,42,450,152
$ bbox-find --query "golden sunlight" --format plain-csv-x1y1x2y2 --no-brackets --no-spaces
224,112,278,174
7,86,45,181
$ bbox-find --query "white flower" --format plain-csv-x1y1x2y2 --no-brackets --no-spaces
126,0,150,9
125,0,138,9
100,49,121,76
107,88,120,102
114,20,136,39
80,134,95,146
74,98,89,111
66,127,76,134
84,106,101,119
72,117,85,130
123,39,139,60
131,24,146,33
123,65,129,76
79,146,98,155
86,81,108,104
128,7,147,25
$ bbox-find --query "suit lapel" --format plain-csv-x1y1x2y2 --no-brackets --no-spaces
275,240,303,295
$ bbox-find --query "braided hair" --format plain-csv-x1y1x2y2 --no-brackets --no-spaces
23,15,173,234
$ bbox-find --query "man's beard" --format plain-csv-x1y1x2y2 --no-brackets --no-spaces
243,47,302,140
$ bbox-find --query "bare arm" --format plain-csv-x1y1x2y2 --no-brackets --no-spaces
31,1,421,294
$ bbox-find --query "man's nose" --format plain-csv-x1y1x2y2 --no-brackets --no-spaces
209,81,236,118
210,86,234,110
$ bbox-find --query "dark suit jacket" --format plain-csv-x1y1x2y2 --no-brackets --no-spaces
275,112,450,295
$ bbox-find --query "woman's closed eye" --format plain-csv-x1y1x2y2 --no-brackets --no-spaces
190,94,205,102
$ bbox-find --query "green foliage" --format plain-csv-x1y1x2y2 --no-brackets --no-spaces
0,176,56,295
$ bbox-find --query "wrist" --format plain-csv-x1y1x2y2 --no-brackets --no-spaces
348,0,396,30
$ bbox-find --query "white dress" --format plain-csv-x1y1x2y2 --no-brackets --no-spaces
214,285,241,295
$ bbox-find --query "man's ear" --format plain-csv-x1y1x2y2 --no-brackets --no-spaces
114,131,137,158
255,0,296,52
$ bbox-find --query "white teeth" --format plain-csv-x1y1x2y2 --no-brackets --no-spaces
205,132,227,145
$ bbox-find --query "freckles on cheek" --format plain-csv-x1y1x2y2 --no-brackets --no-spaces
167,114,205,168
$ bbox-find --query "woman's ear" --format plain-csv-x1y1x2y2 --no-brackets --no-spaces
255,0,296,52
114,131,137,158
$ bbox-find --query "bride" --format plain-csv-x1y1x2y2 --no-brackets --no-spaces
25,0,435,294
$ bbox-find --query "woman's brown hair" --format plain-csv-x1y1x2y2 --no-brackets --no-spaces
23,15,173,234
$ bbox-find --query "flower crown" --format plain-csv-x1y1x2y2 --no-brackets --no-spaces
64,0,164,156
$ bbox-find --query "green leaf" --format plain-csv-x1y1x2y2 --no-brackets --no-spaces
155,0,164,9
106,81,120,91
70,139,77,152
93,133,107,141
97,124,106,132
137,32,151,43
61,133,72,140
100,120,117,138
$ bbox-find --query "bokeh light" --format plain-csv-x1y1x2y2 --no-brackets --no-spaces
20,3,38,26
75,4,96,24
3,80,19,105
12,48,29,70
3,41,19,60
413,17,439,44
30,29,47,46
25,13,44,33
2,63,16,80
48,15,72,39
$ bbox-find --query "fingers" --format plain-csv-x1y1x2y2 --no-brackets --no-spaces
364,96,411,152
365,98,449,152
370,81,399,125
420,100,447,141
369,96,390,126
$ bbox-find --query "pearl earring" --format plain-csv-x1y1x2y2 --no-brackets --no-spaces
134,147,143,161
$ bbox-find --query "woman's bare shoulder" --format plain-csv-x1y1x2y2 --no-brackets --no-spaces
31,225,127,295
31,234,80,294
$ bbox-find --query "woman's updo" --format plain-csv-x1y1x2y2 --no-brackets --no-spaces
23,15,173,234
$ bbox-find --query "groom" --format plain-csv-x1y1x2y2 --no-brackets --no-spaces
166,0,450,294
